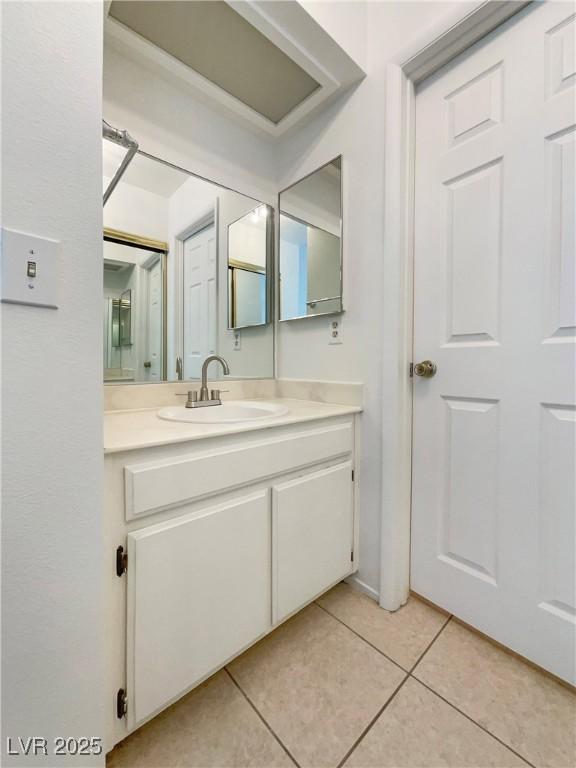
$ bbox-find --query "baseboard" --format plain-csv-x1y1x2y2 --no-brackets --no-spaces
344,574,379,602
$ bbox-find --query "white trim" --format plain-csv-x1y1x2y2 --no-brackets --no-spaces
177,210,215,243
345,575,379,603
141,251,161,271
379,0,532,611
398,1,531,80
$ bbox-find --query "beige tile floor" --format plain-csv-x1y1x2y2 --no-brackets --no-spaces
107,584,576,768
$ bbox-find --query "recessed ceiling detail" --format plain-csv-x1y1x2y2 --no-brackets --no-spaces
109,0,321,124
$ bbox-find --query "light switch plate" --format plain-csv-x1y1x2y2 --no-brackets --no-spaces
1,228,59,309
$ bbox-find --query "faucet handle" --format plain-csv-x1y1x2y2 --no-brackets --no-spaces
211,388,231,399
176,390,198,407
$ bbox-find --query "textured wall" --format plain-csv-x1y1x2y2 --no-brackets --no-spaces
1,2,105,764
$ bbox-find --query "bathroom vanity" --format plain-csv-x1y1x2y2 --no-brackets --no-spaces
101,134,357,750
104,387,361,749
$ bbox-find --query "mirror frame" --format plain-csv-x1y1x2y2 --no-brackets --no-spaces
227,204,275,330
278,155,343,322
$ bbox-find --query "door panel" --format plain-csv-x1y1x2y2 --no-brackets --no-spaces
126,491,271,729
272,462,353,623
545,127,575,339
412,2,575,683
446,62,502,146
439,397,500,585
445,159,502,344
538,404,575,621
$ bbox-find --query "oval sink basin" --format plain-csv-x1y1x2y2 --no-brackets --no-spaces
157,400,289,424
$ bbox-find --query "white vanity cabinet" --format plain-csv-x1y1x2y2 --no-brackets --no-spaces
272,461,354,623
126,490,271,730
105,413,359,748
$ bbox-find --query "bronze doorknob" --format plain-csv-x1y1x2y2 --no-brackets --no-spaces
414,360,437,378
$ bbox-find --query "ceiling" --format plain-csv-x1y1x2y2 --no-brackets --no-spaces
105,0,365,137
109,0,320,125
103,143,194,198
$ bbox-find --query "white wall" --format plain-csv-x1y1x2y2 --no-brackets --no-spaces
299,1,367,71
1,1,104,764
103,176,169,241
277,0,469,597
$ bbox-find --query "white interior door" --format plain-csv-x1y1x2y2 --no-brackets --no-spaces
145,258,162,381
411,2,575,684
183,224,217,379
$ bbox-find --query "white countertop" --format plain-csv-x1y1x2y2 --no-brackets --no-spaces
104,398,362,454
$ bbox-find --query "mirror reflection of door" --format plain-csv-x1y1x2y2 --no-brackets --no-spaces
145,258,162,382
183,223,217,380
103,235,166,383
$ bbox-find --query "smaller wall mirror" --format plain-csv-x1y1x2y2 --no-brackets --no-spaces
279,156,342,321
227,204,272,329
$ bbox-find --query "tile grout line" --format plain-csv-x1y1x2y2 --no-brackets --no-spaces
408,615,536,766
335,672,411,768
224,667,302,768
409,675,536,768
314,601,410,675
318,604,451,768
408,614,453,674
316,604,536,768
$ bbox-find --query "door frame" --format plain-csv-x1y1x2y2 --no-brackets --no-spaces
379,0,532,611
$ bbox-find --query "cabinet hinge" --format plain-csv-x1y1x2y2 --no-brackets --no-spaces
351,549,354,562
351,469,355,482
116,688,127,719
409,362,414,378
116,545,128,577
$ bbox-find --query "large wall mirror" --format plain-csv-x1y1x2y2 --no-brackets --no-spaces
279,156,342,321
103,146,274,383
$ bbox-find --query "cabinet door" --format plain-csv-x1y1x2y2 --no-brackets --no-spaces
272,462,354,623
126,490,271,730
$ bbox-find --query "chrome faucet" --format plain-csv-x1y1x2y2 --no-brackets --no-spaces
176,355,231,408
199,355,230,402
